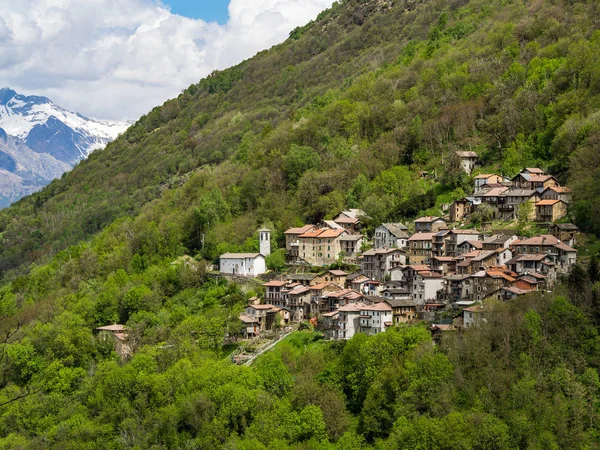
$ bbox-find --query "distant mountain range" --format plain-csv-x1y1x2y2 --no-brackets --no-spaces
0,87,131,207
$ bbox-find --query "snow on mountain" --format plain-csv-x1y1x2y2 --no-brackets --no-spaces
0,87,132,165
0,127,71,208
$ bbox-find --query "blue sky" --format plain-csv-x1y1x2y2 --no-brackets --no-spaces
1,0,334,119
165,0,230,23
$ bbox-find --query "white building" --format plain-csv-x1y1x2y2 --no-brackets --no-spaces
411,270,444,305
220,253,266,277
335,302,366,340
456,151,481,175
359,303,393,335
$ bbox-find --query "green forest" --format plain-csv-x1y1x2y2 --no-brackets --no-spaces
0,0,600,447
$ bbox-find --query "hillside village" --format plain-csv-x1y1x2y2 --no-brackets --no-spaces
223,165,580,341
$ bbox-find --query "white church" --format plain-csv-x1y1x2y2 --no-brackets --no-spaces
219,227,271,277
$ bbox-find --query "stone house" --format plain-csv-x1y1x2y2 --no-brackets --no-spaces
373,223,409,249
96,324,131,359
474,174,504,192
449,198,472,223
457,240,483,255
296,227,348,265
410,270,444,305
284,225,315,263
414,216,448,233
321,269,347,287
548,223,578,247
408,233,435,265
339,234,365,261
511,235,577,270
385,298,417,324
500,188,539,220
535,199,568,222
541,186,572,204
333,209,365,234
361,247,406,280
456,151,481,174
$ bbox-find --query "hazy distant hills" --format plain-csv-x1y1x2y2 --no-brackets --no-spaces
0,88,131,206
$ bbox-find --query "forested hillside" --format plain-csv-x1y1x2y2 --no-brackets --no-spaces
1,0,600,448
1,0,599,276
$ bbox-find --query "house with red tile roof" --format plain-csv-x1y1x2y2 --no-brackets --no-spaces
535,199,568,223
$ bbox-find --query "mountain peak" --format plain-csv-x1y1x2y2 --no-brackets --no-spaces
0,87,17,105
0,88,130,165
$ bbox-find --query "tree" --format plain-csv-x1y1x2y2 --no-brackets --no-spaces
282,144,320,187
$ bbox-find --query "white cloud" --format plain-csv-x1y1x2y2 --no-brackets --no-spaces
0,0,334,120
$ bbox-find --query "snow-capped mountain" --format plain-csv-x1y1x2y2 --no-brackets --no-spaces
0,127,71,208
0,87,131,165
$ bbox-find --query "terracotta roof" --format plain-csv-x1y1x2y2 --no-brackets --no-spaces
264,280,287,287
284,224,314,235
486,270,516,282
324,289,357,298
536,199,562,206
432,256,455,262
516,235,559,246
318,228,347,238
408,232,435,241
462,250,485,258
529,175,556,183
474,174,498,179
298,228,325,238
249,304,277,310
361,302,393,311
328,270,347,276
338,302,368,312
461,240,483,249
407,264,431,271
544,186,572,193
482,187,508,196
525,168,545,174
417,270,443,278
554,242,577,252
322,311,339,318
309,282,335,290
334,216,359,224
503,286,530,295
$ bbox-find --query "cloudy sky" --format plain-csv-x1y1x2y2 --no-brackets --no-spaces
0,0,334,121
